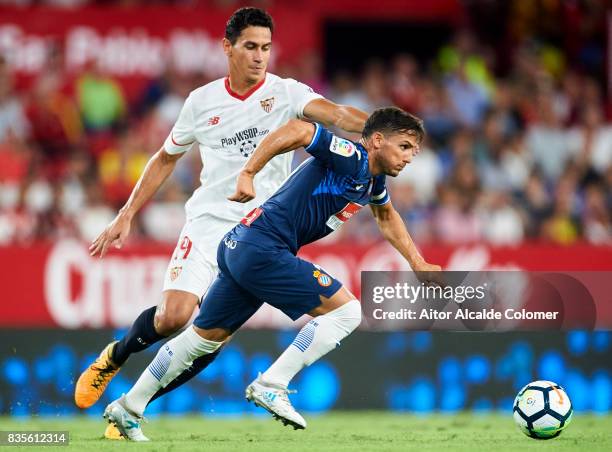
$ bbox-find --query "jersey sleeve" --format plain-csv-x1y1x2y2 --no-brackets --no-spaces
304,123,362,175
369,175,391,205
286,78,324,118
163,94,196,154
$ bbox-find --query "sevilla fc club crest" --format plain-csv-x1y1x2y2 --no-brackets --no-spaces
170,266,182,281
260,97,275,113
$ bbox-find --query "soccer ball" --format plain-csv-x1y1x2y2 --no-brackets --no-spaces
513,380,573,439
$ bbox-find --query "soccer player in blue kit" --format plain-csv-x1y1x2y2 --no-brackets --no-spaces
104,107,442,440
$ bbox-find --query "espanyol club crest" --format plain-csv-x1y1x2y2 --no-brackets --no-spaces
240,139,256,157
318,274,332,287
313,269,333,287
260,97,275,113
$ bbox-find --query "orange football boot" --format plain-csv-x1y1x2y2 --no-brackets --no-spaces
74,341,120,409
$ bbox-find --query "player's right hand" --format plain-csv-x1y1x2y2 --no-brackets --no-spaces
89,212,133,258
228,171,256,203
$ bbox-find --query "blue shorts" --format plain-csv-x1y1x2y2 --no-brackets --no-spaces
193,235,342,332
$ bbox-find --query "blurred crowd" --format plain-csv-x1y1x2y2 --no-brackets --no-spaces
326,33,612,246
0,8,611,247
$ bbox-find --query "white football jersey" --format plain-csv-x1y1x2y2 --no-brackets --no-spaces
163,73,323,223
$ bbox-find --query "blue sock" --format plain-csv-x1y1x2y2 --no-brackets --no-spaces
111,306,165,366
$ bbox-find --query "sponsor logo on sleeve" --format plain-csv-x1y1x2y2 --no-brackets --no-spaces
325,202,364,230
240,207,263,227
329,136,356,157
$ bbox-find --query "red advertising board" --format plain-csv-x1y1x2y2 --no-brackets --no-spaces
0,1,464,99
0,6,318,99
0,240,610,329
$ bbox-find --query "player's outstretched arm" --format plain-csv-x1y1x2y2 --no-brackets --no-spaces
370,201,442,276
229,119,315,203
89,148,184,257
303,98,368,134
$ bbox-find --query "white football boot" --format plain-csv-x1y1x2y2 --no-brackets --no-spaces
245,373,306,430
103,395,149,441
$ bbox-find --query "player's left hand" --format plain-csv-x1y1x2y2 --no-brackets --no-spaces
228,171,256,203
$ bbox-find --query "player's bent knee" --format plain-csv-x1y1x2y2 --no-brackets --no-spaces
193,325,231,343
328,299,362,333
155,291,199,336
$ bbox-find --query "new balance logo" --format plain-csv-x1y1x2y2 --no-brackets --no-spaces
208,116,220,126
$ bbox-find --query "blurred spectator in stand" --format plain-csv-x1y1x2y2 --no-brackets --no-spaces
97,130,149,208
498,132,532,193
388,182,432,243
76,182,116,242
439,128,474,178
329,71,370,115
0,58,29,143
26,72,83,178
444,57,490,129
525,92,574,182
604,166,612,210
15,162,55,242
418,79,459,146
392,141,442,206
567,102,612,181
75,61,126,145
360,60,392,112
491,80,523,137
541,171,581,245
296,51,327,96
480,191,524,245
438,28,496,96
558,70,583,125
434,160,483,244
35,182,78,239
474,110,510,191
58,152,93,219
389,54,421,113
517,171,552,238
0,193,37,245
582,183,611,244
434,186,483,244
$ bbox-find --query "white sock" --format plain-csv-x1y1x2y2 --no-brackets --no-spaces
123,326,222,416
262,300,361,388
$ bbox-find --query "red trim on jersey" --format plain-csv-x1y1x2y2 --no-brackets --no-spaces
224,75,266,101
171,133,194,147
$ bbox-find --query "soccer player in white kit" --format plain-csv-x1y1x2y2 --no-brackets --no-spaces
74,7,367,437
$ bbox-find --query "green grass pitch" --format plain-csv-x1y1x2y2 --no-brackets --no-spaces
0,412,611,451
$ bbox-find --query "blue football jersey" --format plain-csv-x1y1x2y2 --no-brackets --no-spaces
230,124,390,253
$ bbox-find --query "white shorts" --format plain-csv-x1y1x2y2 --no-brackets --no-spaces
162,215,236,299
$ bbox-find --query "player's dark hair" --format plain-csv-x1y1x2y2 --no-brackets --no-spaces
362,107,425,142
225,7,274,44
